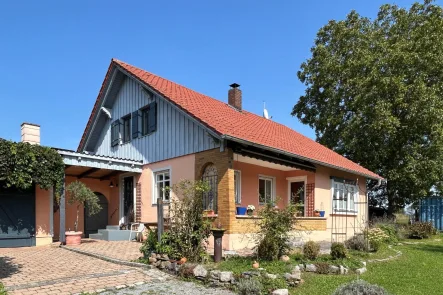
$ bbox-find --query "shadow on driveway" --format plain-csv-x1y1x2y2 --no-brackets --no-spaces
0,256,22,280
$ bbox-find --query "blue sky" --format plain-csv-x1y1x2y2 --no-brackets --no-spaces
0,0,425,150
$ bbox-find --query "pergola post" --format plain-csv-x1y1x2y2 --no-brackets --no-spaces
59,174,66,244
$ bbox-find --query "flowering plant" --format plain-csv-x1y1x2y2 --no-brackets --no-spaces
247,205,256,211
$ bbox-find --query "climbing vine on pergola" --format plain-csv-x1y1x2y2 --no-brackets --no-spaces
0,139,65,201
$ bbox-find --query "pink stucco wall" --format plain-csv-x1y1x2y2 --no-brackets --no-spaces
35,187,52,245
139,154,196,223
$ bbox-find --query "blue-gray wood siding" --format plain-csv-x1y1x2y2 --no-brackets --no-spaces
93,77,220,163
420,197,443,230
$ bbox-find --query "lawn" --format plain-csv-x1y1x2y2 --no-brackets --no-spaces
292,235,443,295
215,235,443,295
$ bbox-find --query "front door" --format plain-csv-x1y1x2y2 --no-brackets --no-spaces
84,192,108,238
123,177,134,224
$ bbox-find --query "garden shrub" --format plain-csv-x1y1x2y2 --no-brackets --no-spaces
376,224,398,243
303,240,320,260
330,242,347,259
366,228,389,251
315,262,330,274
139,180,212,262
237,278,262,295
139,229,157,256
345,234,368,251
0,283,7,295
408,222,436,239
332,280,390,295
255,201,297,260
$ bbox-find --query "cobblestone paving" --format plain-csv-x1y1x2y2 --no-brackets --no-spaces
100,281,236,295
65,239,142,262
0,246,168,295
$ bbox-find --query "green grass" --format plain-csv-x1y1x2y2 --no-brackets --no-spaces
292,235,443,295
0,283,7,295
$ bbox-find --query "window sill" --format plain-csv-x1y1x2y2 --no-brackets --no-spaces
296,216,327,220
151,201,170,206
330,212,358,217
203,214,218,218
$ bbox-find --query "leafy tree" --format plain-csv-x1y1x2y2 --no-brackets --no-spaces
293,0,443,213
66,181,101,232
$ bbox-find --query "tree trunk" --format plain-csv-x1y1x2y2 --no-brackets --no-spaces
75,204,80,232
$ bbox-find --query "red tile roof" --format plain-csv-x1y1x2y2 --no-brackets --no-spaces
79,59,382,180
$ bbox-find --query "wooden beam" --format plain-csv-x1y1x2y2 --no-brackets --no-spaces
77,168,100,179
100,170,121,180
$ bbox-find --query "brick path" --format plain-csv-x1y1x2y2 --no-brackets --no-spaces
65,239,142,262
0,245,169,295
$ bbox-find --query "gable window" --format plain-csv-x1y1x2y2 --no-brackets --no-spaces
111,120,121,147
234,170,241,204
122,115,131,143
259,176,274,204
154,170,170,203
141,102,157,136
331,178,358,214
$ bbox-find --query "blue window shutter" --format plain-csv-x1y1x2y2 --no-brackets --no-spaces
111,120,120,147
132,111,139,138
148,102,157,133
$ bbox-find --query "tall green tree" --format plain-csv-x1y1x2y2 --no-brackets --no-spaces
293,0,443,213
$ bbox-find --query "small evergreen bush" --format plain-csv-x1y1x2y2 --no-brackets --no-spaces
366,228,389,251
0,283,7,295
345,234,368,251
332,280,390,295
330,242,347,259
408,222,436,239
315,262,330,274
237,278,262,295
376,224,398,243
303,241,320,260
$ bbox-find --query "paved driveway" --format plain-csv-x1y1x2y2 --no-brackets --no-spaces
0,246,168,295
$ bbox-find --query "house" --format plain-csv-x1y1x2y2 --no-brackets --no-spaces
0,59,382,249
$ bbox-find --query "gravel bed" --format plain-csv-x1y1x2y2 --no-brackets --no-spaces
100,280,236,295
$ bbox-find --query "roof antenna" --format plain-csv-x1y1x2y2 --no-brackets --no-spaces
263,101,272,119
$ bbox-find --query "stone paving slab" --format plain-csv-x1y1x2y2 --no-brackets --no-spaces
64,239,142,262
0,246,168,295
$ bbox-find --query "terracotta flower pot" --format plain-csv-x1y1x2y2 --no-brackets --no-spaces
252,261,259,269
65,231,82,245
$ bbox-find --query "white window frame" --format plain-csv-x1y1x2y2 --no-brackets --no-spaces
234,170,241,204
152,167,171,205
331,179,358,214
258,175,276,205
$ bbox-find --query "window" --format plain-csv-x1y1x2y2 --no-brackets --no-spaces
111,120,120,147
154,170,170,203
259,176,274,204
202,164,218,212
234,170,241,204
122,115,131,143
332,179,358,213
141,102,157,136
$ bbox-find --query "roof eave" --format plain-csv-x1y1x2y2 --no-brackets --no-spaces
221,134,383,181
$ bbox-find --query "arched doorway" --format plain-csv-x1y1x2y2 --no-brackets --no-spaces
84,192,108,238
202,164,218,213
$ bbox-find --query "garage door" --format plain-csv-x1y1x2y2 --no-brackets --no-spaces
0,186,36,247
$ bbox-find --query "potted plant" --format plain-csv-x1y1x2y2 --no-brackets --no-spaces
203,209,215,216
247,205,255,216
314,209,320,217
236,206,247,215
66,181,101,245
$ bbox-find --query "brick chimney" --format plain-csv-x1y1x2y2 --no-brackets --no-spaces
21,123,40,145
228,83,242,111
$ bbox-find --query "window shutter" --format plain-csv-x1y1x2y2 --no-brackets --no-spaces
111,120,120,147
132,111,139,138
148,102,157,133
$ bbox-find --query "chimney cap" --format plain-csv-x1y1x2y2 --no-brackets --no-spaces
230,83,240,89
21,122,40,127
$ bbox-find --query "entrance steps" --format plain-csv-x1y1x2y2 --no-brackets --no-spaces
89,225,136,241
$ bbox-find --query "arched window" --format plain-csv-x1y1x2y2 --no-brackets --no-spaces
202,164,218,213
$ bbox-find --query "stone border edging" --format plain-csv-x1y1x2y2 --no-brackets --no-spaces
60,245,152,269
366,245,403,263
